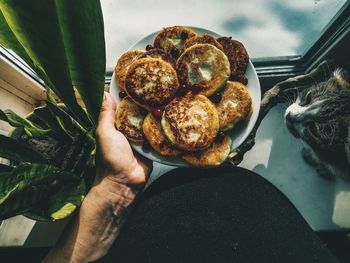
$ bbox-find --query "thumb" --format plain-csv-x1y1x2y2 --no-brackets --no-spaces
97,92,117,130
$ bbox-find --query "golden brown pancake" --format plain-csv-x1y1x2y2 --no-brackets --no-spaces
161,94,219,151
176,43,230,97
182,34,223,54
114,50,144,90
153,26,196,54
139,48,176,68
143,113,181,156
217,37,249,75
125,58,180,111
182,135,232,167
115,97,146,142
216,81,252,131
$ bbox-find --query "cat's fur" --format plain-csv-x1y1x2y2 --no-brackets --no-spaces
285,69,350,180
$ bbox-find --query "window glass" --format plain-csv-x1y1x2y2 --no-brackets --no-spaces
102,0,347,69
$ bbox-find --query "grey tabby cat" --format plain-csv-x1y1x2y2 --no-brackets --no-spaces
285,69,350,180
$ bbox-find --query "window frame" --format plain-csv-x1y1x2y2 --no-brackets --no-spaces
1,1,349,92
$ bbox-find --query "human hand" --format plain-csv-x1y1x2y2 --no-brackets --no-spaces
44,92,152,263
95,92,152,188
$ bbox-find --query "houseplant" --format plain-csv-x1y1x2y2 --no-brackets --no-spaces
0,0,106,221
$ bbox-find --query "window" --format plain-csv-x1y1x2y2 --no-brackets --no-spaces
0,0,349,84
101,0,347,71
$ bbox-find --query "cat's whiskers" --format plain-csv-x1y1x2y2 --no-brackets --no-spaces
279,92,294,108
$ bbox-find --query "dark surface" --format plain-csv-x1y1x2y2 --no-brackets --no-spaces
0,247,50,263
1,167,350,262
99,166,338,263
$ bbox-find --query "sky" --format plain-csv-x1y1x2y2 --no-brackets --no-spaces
100,0,347,70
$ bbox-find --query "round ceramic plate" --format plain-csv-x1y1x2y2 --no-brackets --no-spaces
110,27,261,167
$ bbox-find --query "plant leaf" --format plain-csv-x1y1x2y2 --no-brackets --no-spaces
33,106,72,140
48,179,86,220
0,184,55,220
0,109,51,138
46,99,87,136
0,10,38,74
0,134,48,163
0,163,79,219
0,0,93,129
55,0,106,124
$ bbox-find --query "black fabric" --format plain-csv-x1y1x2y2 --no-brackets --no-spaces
98,166,337,263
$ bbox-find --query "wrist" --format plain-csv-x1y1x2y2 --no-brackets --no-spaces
91,177,139,216
44,177,141,263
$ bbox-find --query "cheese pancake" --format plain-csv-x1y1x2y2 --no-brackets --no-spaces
115,97,146,142
139,48,176,68
182,34,223,54
182,135,232,167
217,81,252,131
176,44,230,97
114,50,144,90
125,58,180,111
217,37,249,75
161,94,219,151
143,113,181,156
153,26,196,54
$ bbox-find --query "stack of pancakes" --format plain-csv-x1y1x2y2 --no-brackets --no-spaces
115,26,252,167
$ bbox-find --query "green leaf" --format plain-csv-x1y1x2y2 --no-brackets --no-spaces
0,163,77,202
48,179,86,220
0,134,48,163
0,10,37,74
33,106,72,140
0,184,55,220
55,0,106,124
46,99,87,136
0,109,51,138
52,133,94,176
0,0,93,129
0,163,79,219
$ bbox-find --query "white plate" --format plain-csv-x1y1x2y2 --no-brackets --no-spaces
110,27,261,167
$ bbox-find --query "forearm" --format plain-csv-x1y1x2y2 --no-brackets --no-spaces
44,178,139,263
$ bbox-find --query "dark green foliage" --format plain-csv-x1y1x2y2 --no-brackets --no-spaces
0,0,105,220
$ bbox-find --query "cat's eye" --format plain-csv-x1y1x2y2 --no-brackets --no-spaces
304,92,312,105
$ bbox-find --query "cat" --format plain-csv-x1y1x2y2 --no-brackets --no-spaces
284,69,350,180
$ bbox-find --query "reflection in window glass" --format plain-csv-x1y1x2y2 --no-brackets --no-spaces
101,0,347,69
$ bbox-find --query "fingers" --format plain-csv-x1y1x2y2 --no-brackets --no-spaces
97,92,117,132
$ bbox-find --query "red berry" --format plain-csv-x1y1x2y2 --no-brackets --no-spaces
209,93,222,104
236,68,245,75
238,76,248,85
177,85,188,97
181,31,189,40
119,91,127,99
216,131,225,142
152,108,163,120
170,47,179,58
146,44,154,51
189,84,202,94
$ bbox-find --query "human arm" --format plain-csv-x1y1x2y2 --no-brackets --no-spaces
43,92,151,262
